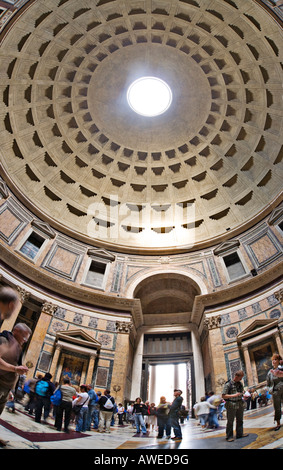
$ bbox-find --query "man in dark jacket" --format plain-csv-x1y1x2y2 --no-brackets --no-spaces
34,372,55,424
169,389,183,441
98,389,115,433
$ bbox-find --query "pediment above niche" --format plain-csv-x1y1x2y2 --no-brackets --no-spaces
56,329,101,350
268,206,283,226
31,219,56,238
237,319,279,344
87,247,115,262
213,239,240,256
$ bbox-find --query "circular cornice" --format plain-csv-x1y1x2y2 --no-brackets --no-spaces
0,0,282,254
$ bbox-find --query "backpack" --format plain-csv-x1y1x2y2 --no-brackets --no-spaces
104,397,114,409
35,380,49,397
50,386,62,406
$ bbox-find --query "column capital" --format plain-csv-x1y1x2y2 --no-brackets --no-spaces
42,301,58,315
204,315,221,330
274,288,283,303
16,286,30,303
116,321,133,334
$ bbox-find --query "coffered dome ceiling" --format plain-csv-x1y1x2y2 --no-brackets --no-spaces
0,0,282,253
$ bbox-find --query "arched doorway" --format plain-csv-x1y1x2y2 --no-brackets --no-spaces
131,272,203,410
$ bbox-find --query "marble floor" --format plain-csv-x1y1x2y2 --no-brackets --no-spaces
0,401,282,451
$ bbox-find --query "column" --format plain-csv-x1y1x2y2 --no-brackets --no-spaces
191,325,205,401
243,345,254,386
174,363,179,390
49,344,62,382
86,353,97,385
24,301,58,379
149,364,156,404
130,329,144,401
275,331,283,357
110,321,133,403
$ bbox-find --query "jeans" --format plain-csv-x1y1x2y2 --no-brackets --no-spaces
169,412,182,438
157,414,171,437
199,413,208,427
134,413,147,434
76,406,88,432
86,404,96,430
92,407,100,429
208,408,219,428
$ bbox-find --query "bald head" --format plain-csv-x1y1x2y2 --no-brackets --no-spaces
0,286,19,321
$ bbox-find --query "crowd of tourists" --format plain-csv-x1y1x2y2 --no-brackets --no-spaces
0,286,282,447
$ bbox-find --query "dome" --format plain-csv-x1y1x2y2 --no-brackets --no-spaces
0,0,282,253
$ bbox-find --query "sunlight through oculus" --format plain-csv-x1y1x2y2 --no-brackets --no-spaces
127,77,172,117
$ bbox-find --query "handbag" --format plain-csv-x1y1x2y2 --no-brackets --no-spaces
50,386,62,406
73,396,88,415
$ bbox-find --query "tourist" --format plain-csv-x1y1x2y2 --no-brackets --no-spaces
0,322,31,447
0,286,19,327
243,388,251,410
266,353,283,431
55,378,77,433
156,396,171,438
0,323,31,416
86,384,98,431
168,389,183,441
193,397,216,430
250,388,258,409
133,397,148,436
34,372,55,424
207,391,221,428
222,370,249,442
92,391,101,429
117,402,125,425
74,384,90,432
98,389,115,433
148,402,158,433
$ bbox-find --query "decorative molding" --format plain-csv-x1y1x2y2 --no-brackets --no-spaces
41,301,58,315
213,239,240,256
274,288,283,303
31,219,56,238
268,207,283,226
87,247,116,262
16,286,30,303
116,321,133,334
0,181,9,199
203,315,221,330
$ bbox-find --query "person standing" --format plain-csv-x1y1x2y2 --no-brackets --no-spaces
98,389,115,433
133,397,148,436
34,372,55,424
55,378,77,433
168,389,183,441
74,384,90,433
92,391,101,429
156,396,171,438
0,322,31,447
222,370,249,442
86,384,98,431
266,353,283,431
